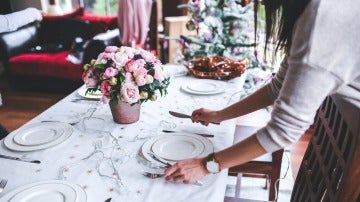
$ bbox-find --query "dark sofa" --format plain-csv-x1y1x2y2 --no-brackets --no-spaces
0,11,120,93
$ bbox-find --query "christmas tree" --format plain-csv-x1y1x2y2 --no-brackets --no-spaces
175,0,276,92
176,0,271,70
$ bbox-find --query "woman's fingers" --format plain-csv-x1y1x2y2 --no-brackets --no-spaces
164,158,208,184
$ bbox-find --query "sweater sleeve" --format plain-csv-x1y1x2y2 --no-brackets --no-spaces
254,0,349,152
256,61,343,152
266,55,289,102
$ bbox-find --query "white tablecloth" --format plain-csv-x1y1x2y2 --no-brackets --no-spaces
0,65,246,202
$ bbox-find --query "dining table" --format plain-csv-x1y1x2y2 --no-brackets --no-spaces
0,64,246,202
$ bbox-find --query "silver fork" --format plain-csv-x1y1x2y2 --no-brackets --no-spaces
0,179,8,193
142,171,165,179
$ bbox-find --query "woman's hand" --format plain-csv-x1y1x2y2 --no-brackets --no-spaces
164,158,209,184
191,108,221,126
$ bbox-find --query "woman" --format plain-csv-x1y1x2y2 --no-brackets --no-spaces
165,0,360,184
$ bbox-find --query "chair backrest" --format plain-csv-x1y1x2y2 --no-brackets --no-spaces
291,96,360,202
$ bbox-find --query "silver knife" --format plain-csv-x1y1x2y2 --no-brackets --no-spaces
168,111,220,125
162,130,214,138
0,154,41,164
148,152,172,168
71,98,99,102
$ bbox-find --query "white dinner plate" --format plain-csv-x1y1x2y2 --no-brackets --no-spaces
4,122,73,152
142,132,213,164
13,125,64,146
0,180,86,202
77,87,102,99
187,82,219,92
181,80,225,95
151,135,205,161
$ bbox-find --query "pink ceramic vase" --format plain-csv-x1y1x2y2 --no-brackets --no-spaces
109,101,141,124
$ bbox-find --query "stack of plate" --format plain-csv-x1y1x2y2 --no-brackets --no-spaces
181,80,225,95
3,122,73,152
77,87,102,100
142,132,214,164
0,180,86,202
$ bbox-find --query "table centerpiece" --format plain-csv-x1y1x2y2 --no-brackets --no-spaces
82,46,170,124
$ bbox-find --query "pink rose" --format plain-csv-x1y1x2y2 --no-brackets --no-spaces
153,65,165,81
120,82,140,104
125,59,145,73
121,46,135,58
100,80,111,96
82,67,99,88
140,49,156,62
113,52,129,67
103,52,115,60
105,46,118,53
103,67,119,79
95,53,107,64
125,72,134,83
135,75,146,86
133,66,148,78
152,59,161,66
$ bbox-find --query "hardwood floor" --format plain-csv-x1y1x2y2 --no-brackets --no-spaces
0,74,67,132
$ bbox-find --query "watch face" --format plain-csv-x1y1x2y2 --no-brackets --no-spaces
206,161,219,173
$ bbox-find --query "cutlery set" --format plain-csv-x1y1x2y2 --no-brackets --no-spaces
0,154,41,164
162,130,214,138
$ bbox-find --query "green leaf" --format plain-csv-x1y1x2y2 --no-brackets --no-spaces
95,63,106,70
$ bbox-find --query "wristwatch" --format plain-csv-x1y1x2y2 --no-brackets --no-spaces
206,152,221,174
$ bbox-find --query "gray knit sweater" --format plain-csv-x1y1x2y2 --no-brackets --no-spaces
256,0,360,152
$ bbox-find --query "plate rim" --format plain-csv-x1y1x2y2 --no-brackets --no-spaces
12,125,64,146
141,132,213,165
9,181,77,202
181,80,225,95
0,180,86,202
4,122,73,152
151,135,206,161
187,82,219,92
77,87,102,99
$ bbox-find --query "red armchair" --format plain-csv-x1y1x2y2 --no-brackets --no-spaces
0,8,120,92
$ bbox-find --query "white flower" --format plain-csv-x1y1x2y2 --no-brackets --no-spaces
120,82,140,104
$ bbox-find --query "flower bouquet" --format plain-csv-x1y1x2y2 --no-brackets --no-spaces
82,46,170,123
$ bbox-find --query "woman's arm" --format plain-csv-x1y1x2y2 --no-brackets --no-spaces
191,85,273,125
165,134,266,183
192,56,289,125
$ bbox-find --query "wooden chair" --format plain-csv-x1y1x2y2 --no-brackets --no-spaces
225,95,360,201
291,96,360,201
228,125,284,201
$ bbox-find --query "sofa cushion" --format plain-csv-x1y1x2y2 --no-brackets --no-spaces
77,14,117,36
9,51,83,81
39,18,91,49
42,7,85,20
